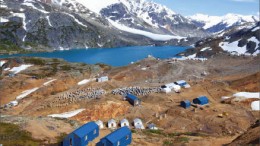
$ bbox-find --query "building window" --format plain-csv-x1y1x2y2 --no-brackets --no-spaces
117,141,120,146
85,135,88,141
126,135,129,140
93,129,97,134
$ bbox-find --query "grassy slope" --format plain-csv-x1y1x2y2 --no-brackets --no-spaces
0,122,41,146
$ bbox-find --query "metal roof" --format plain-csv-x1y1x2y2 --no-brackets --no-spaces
133,118,142,124
96,120,103,125
120,119,129,124
126,94,139,101
108,119,116,124
176,80,187,84
73,122,98,138
104,127,131,144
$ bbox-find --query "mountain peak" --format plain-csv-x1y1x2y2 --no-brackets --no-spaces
188,13,259,33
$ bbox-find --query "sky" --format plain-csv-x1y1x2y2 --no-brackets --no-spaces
153,0,260,16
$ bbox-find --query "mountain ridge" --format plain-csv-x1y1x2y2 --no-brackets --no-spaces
188,13,259,33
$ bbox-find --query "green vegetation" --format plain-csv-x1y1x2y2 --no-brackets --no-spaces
163,140,173,145
24,58,46,65
60,64,72,71
0,122,41,146
176,137,190,143
95,63,112,71
0,40,24,53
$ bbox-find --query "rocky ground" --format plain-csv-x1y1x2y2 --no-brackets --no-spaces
0,54,259,145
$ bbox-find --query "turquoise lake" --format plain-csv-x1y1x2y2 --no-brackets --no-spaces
0,46,188,66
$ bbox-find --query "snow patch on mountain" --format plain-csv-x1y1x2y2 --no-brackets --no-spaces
46,16,53,27
48,109,85,118
9,64,33,74
64,13,88,28
108,19,185,41
22,1,49,14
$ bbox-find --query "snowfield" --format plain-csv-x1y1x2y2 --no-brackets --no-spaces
0,60,6,67
233,92,259,101
43,79,57,86
9,64,33,74
219,41,247,55
108,19,185,41
252,26,260,32
0,18,9,23
16,87,39,100
189,13,258,30
251,101,260,111
48,109,85,118
77,79,92,85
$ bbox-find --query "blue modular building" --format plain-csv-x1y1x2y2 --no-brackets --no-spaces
174,80,187,87
125,93,141,106
96,127,132,146
63,121,99,146
193,96,209,105
180,100,191,108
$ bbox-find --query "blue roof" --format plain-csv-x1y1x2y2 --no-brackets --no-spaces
73,122,98,138
126,94,139,101
104,127,131,144
193,96,209,105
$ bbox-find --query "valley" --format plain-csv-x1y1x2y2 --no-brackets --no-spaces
0,0,259,145
0,53,259,145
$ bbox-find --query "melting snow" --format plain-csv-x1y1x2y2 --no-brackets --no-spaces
77,79,91,85
0,60,6,67
43,79,57,86
233,92,259,99
108,19,185,41
251,101,260,111
16,87,39,100
219,41,247,55
0,18,9,23
48,109,85,118
248,36,260,45
252,26,259,32
4,68,10,71
46,16,53,27
13,13,27,30
64,13,88,28
22,2,49,13
9,64,33,74
200,47,211,52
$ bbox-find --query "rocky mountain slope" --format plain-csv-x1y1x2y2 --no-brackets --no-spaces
0,0,206,52
188,13,258,34
98,0,208,37
179,22,260,57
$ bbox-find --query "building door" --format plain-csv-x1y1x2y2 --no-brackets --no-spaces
70,138,73,146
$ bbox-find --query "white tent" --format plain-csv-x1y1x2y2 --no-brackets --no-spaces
164,83,176,89
96,120,104,129
108,119,117,129
172,85,181,92
148,123,158,130
97,76,109,82
133,118,144,129
120,119,129,127
162,87,171,93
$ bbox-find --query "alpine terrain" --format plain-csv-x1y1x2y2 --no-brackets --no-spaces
0,0,208,52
